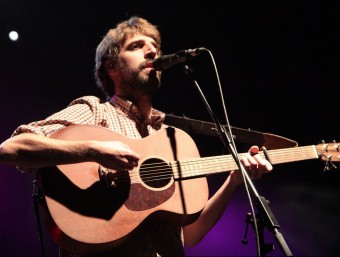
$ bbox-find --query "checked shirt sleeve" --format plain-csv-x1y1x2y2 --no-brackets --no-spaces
12,96,107,137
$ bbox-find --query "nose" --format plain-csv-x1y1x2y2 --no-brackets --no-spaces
144,43,158,60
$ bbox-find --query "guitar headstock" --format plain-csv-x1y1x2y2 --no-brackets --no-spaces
316,141,340,170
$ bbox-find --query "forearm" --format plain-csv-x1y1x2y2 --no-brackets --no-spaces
0,133,96,170
183,147,272,247
183,175,239,246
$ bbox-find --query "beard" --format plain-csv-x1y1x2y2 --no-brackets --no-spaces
118,61,161,95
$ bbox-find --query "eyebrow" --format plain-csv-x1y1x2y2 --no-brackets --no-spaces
126,38,160,50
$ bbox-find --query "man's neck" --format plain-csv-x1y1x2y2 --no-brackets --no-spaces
133,94,152,121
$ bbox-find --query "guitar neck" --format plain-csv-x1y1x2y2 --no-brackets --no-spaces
171,145,319,179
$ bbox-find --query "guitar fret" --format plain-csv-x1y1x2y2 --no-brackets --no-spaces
172,155,238,179
171,145,321,180
262,146,318,165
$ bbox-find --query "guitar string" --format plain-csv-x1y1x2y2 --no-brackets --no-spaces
118,147,317,183
103,147,318,184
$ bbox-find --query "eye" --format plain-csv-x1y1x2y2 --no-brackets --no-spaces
130,43,138,49
129,41,144,50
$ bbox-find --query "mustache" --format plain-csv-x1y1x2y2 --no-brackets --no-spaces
139,59,155,70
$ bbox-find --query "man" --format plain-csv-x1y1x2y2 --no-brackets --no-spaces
0,16,272,256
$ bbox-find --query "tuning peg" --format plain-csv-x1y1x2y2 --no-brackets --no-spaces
323,155,338,171
331,140,339,152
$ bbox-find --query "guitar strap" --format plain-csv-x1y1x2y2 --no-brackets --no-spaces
32,179,46,257
164,114,298,150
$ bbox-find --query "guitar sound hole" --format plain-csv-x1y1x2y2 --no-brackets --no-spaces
140,158,172,188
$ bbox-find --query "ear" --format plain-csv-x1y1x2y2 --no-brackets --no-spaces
105,61,118,76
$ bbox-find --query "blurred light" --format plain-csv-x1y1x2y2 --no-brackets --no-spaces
9,31,19,41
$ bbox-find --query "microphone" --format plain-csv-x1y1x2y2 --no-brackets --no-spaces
152,47,207,71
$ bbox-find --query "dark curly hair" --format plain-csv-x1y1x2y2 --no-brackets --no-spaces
94,16,161,98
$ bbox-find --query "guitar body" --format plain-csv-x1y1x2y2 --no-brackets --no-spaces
37,125,209,255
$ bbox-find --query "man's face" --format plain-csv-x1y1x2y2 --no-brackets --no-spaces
113,33,161,96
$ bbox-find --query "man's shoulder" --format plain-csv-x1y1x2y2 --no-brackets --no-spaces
69,95,108,106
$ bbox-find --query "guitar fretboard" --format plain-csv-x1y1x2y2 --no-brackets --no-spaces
171,145,318,179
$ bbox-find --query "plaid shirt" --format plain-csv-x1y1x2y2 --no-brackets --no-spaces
13,95,166,138
13,95,185,257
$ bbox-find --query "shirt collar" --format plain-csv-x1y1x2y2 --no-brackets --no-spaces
109,95,165,128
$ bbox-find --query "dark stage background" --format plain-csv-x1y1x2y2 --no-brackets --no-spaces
1,0,339,256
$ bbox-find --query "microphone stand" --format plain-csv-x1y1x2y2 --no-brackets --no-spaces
182,64,293,257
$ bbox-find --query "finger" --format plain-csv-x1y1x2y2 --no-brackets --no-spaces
241,154,258,172
252,154,273,172
249,145,259,153
116,157,137,170
122,146,140,160
126,156,139,167
248,145,273,173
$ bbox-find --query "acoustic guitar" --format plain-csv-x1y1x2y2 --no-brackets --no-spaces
36,125,339,255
